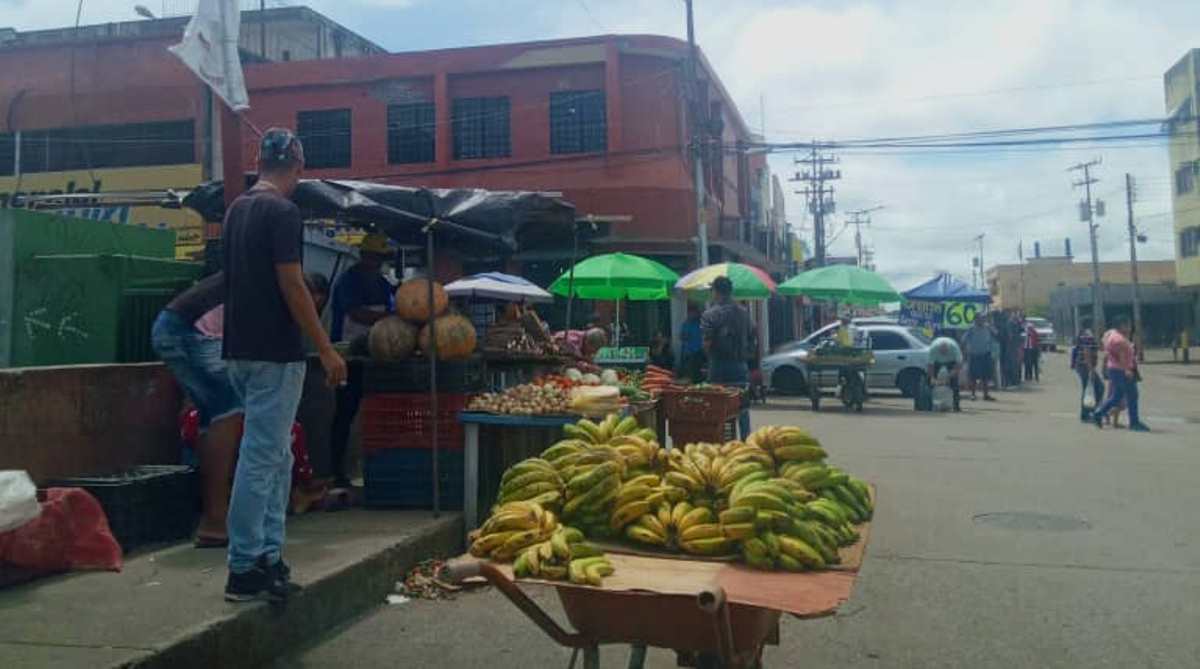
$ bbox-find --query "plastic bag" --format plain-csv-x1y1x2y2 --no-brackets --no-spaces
0,487,123,573
0,471,40,533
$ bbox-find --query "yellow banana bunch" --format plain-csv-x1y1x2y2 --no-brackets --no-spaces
513,525,613,584
746,425,827,465
664,449,721,509
610,434,666,477
609,474,670,531
471,501,560,562
561,453,623,524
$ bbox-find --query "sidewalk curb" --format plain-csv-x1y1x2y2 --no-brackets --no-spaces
121,514,463,669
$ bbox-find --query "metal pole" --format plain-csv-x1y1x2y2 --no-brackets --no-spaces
1126,173,1144,358
565,223,579,329
427,229,440,517
259,0,267,59
685,0,708,267
1084,171,1104,332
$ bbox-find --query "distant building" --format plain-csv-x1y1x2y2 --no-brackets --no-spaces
0,6,385,259
1164,48,1200,335
985,256,1176,312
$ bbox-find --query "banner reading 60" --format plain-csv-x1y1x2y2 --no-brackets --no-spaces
943,302,981,328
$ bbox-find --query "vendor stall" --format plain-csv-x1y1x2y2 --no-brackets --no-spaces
899,272,991,334
184,179,578,514
779,266,903,412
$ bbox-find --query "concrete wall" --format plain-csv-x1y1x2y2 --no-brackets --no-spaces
987,258,1178,311
0,362,182,484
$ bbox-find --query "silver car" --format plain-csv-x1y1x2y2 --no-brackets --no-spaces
762,324,932,397
1024,317,1056,351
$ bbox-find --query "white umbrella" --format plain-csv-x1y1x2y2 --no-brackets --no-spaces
444,272,553,303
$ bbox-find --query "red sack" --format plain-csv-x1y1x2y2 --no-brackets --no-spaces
0,488,123,574
291,422,313,485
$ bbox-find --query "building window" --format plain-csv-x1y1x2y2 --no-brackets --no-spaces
1176,163,1195,196
549,90,606,154
452,96,510,160
297,109,352,169
1181,226,1200,258
387,102,435,164
0,133,13,177
9,120,194,174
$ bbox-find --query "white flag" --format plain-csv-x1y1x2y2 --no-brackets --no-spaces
168,0,249,111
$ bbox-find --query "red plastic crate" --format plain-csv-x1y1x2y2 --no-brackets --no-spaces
360,393,469,453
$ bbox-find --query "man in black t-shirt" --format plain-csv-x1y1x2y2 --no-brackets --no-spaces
221,128,347,603
701,276,753,438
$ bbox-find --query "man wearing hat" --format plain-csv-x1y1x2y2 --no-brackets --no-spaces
331,233,395,343
222,128,347,602
328,233,395,488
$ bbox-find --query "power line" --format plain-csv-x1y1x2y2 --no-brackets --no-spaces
789,146,840,267
574,0,608,32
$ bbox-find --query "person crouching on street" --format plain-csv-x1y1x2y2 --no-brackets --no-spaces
927,336,963,412
222,128,347,602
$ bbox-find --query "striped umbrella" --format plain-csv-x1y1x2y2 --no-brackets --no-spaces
675,262,778,300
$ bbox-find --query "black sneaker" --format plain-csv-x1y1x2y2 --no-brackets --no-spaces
224,567,287,603
259,555,302,595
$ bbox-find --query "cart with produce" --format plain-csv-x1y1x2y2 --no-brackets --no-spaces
450,417,875,668
802,343,874,413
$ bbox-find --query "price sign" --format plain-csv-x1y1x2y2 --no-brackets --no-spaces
942,302,981,328
594,346,649,364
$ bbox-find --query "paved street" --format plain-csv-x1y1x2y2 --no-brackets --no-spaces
283,352,1200,668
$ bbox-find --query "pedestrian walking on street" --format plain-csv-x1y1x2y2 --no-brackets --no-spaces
1092,317,1149,432
701,276,754,438
1023,320,1041,382
222,128,348,602
1071,326,1105,420
961,316,996,401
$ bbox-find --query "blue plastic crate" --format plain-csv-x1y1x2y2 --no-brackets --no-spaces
363,448,465,510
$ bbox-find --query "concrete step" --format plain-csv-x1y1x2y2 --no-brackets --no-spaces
0,510,463,669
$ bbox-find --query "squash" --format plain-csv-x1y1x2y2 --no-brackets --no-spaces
394,279,448,323
368,316,418,361
419,312,477,361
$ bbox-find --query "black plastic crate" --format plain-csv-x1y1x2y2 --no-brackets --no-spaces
362,355,486,394
363,448,465,510
47,465,199,552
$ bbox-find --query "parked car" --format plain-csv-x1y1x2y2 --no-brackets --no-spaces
1024,317,1056,351
762,324,932,397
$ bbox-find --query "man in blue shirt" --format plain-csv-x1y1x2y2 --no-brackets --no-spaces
680,306,704,381
331,234,394,343
329,234,394,488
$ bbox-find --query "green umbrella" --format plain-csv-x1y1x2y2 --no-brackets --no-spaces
778,265,904,305
549,252,679,301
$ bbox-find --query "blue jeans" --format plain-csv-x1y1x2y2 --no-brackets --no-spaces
1094,368,1139,426
708,359,751,439
150,311,241,430
226,360,306,574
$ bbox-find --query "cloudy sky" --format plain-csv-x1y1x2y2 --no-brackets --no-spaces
5,0,1198,288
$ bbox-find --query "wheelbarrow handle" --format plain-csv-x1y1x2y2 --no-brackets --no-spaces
444,557,483,583
697,585,739,668
445,557,590,650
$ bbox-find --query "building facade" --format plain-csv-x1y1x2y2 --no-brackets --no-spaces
986,257,1177,312
222,34,787,275
0,7,385,259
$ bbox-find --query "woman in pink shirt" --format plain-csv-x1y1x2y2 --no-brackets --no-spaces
1092,317,1149,432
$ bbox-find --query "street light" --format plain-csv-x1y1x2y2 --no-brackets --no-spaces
134,5,156,19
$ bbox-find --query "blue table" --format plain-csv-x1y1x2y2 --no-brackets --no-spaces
457,412,582,533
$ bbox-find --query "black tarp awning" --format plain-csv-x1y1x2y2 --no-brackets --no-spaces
183,179,577,256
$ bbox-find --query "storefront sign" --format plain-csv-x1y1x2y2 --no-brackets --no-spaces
0,165,205,259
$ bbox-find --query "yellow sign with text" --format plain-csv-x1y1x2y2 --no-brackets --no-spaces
0,164,206,260
942,301,981,328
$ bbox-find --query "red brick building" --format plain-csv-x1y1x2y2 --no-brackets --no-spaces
1,11,796,337
224,34,788,275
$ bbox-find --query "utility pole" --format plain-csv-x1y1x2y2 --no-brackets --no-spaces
684,0,708,266
973,234,986,294
1018,239,1027,312
259,0,267,59
846,206,884,269
1069,158,1106,333
1126,172,1144,359
790,145,840,267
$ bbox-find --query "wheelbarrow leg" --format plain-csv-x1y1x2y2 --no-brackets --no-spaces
628,644,648,669
583,646,601,669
